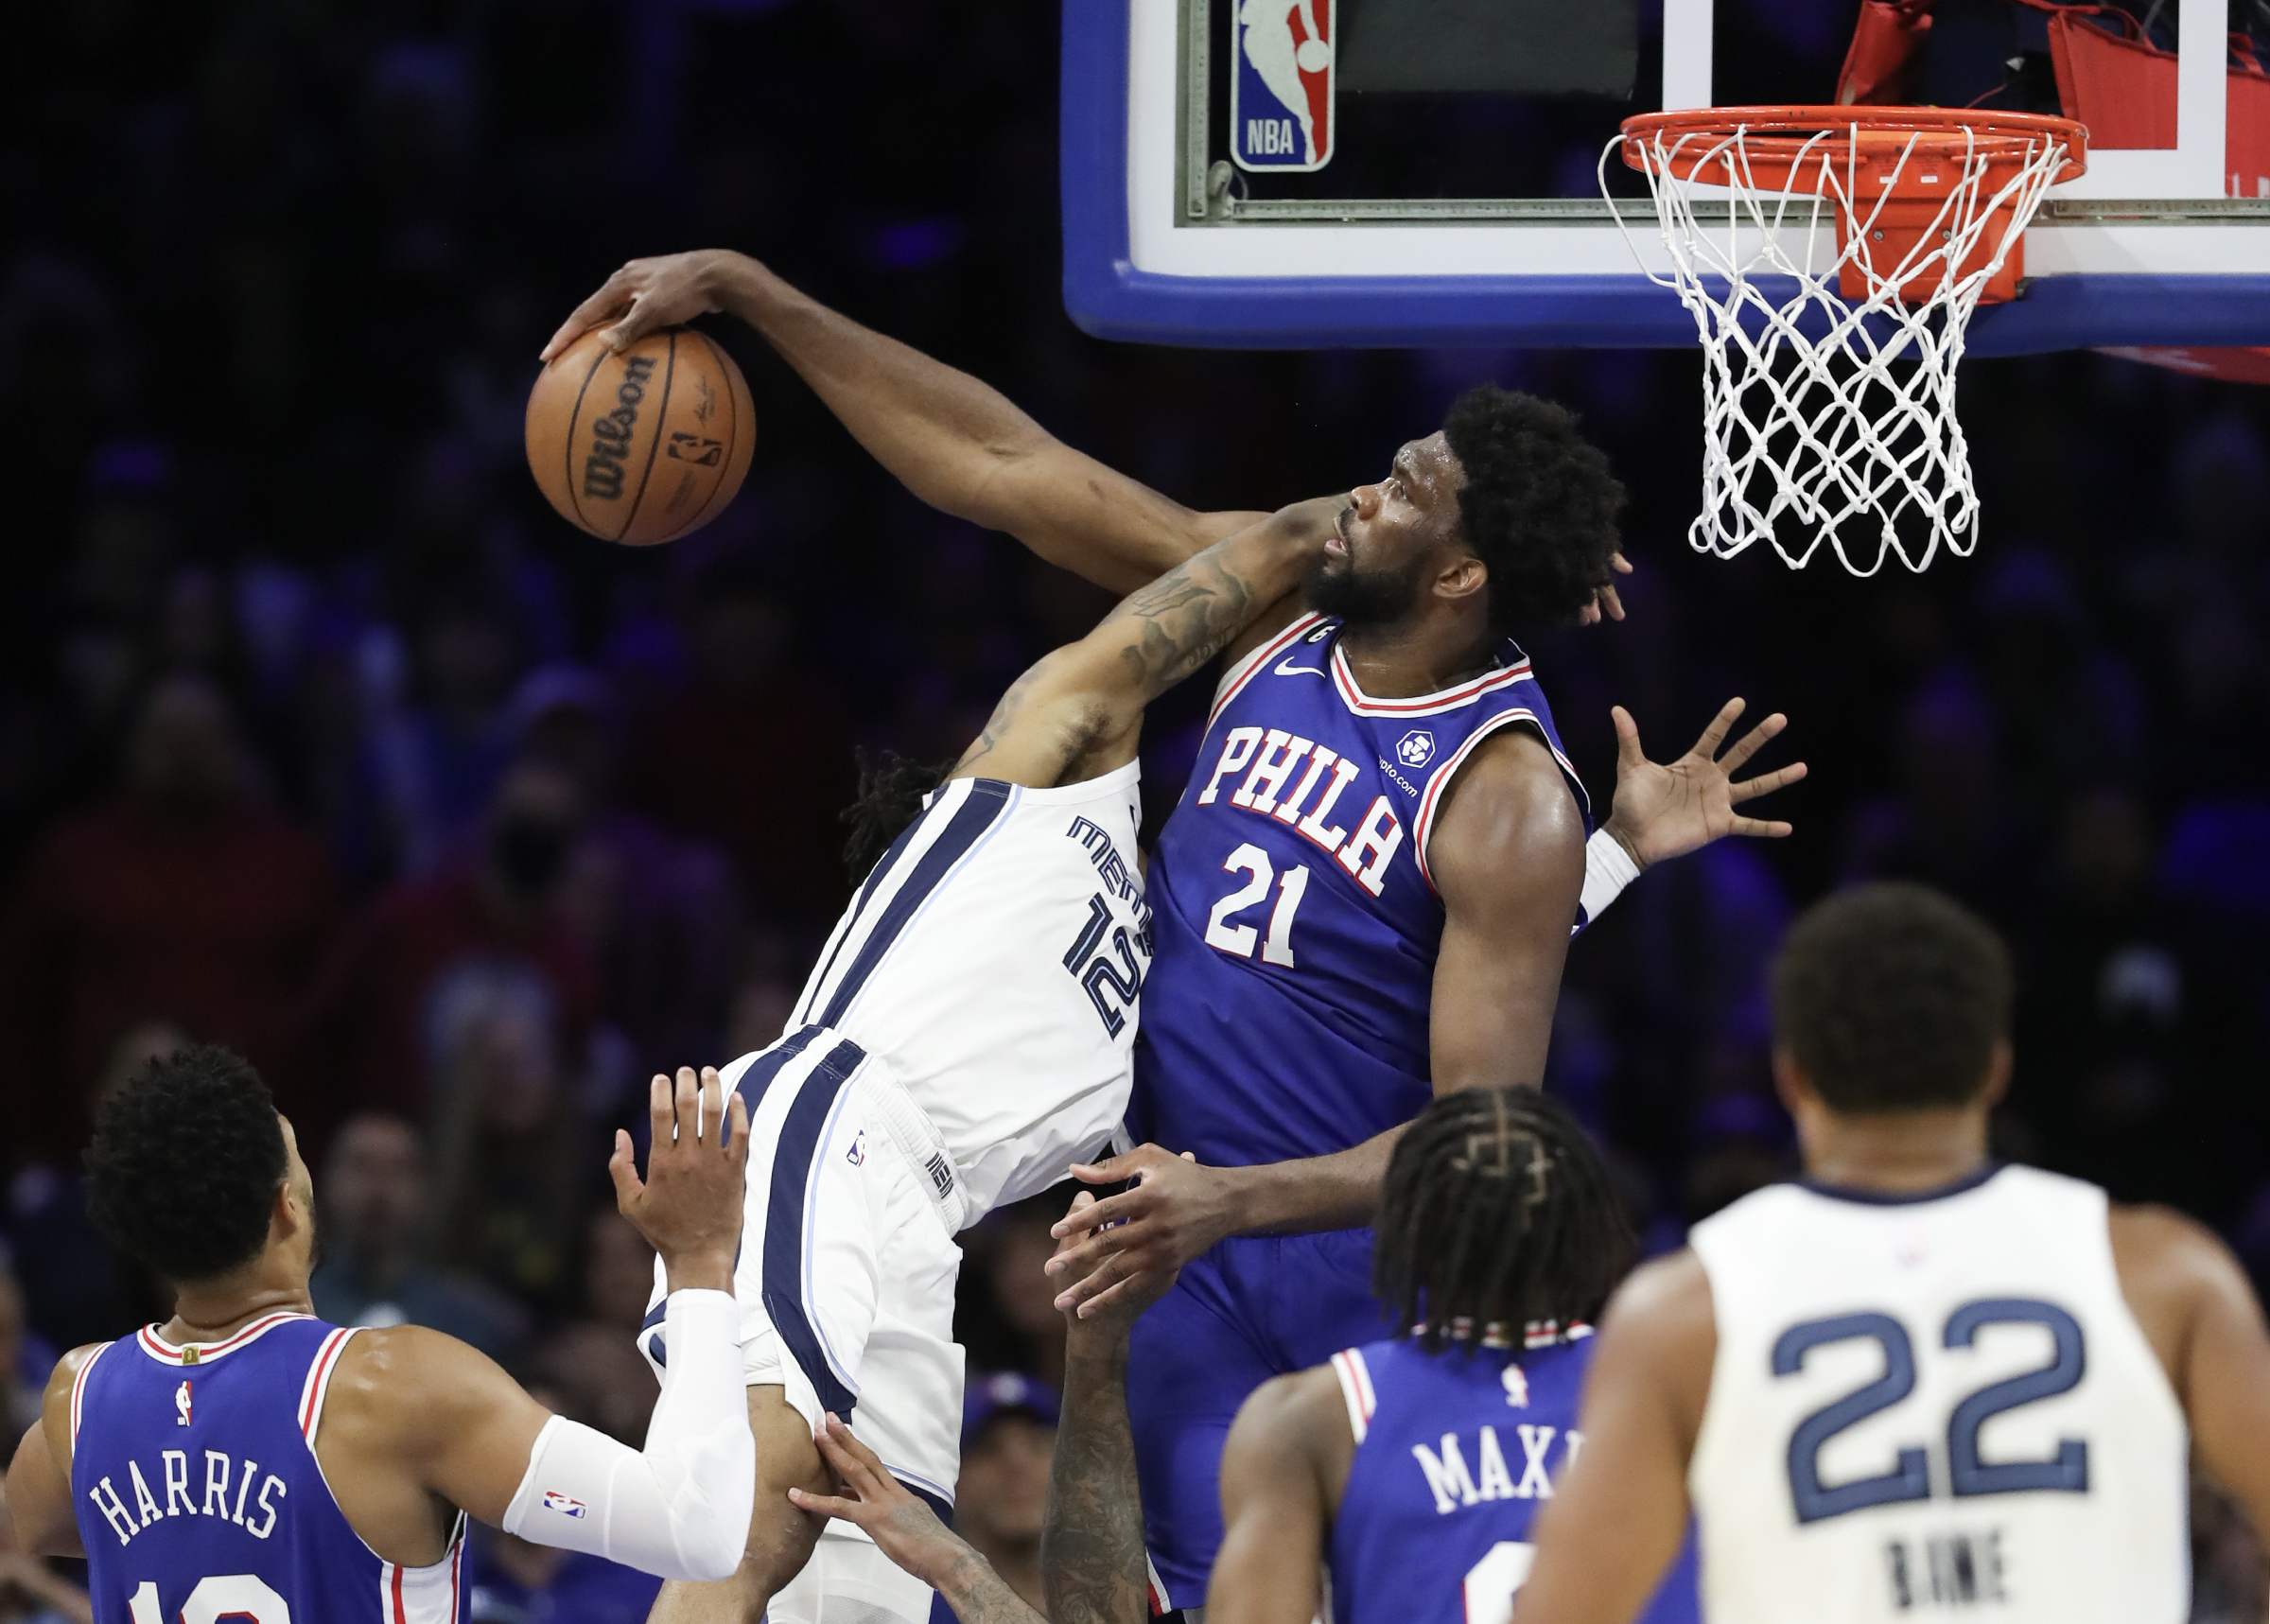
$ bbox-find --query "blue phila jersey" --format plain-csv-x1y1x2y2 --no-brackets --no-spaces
1131,613,1588,1167
69,1312,464,1624
1328,1332,1700,1624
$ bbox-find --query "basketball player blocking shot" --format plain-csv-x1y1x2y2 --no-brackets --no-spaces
3,1049,758,1621
548,248,1807,1612
1516,884,2270,1624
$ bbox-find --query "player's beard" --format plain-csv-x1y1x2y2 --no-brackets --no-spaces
1301,550,1429,627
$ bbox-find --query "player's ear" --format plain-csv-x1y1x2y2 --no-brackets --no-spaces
1977,1039,2014,1109
1434,550,1486,604
1770,1047,1814,1118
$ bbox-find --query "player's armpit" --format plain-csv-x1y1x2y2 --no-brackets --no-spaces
2109,1205,2270,1545
319,1324,554,1560
1208,1371,1343,1624
1425,727,1587,1092
1515,1252,1714,1624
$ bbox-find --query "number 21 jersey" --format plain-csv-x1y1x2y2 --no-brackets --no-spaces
1132,614,1588,1167
1687,1165,2188,1624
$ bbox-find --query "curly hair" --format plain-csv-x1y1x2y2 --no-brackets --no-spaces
84,1045,288,1283
1770,882,2013,1113
840,748,957,884
1374,1087,1633,1353
1441,385,1624,633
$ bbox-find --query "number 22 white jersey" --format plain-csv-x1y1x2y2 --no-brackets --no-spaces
1686,1165,2188,1624
788,762,1148,1221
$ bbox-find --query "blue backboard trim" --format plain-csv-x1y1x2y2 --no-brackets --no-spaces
1060,0,2270,354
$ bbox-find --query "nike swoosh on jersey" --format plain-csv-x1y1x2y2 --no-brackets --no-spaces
1275,658,1329,677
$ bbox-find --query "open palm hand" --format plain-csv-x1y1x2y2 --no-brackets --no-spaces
1601,697,1807,868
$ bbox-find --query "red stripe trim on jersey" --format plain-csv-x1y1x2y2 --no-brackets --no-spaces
134,1311,308,1367
1330,642,1533,718
68,1340,111,1443
1331,1346,1378,1446
392,1558,409,1624
1207,613,1324,728
1411,711,1586,895
299,1327,354,1441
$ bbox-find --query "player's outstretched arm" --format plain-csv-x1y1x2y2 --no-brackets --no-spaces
1208,1370,1345,1624
1514,1252,1714,1624
542,251,1266,596
321,1068,755,1580
949,498,1337,789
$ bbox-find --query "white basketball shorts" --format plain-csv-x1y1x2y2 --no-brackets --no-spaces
638,1023,969,1554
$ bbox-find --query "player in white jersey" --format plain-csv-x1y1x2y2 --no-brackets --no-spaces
638,498,1345,1624
1515,883,2270,1624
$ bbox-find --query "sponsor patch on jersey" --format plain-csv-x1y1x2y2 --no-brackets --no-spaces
174,1379,192,1426
1395,729,1436,768
1501,1364,1529,1408
542,1490,589,1519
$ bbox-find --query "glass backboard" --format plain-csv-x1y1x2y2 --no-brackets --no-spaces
1061,0,2270,354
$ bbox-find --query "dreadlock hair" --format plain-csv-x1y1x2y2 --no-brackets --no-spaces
1440,385,1624,635
840,748,957,884
1374,1086,1633,1353
84,1044,288,1283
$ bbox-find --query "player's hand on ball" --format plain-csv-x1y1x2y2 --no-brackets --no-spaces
789,1414,969,1588
542,250,749,360
1599,696,1807,868
608,1066,748,1294
1048,1147,1234,1318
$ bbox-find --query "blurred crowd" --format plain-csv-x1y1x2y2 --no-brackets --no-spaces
2,0,2267,1618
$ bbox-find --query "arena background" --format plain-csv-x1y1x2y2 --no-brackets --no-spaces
2,1,2266,1616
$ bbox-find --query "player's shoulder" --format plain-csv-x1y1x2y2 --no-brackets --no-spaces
2107,1200,2254,1311
320,1323,502,1438
1230,1363,1351,1459
1424,725,1585,882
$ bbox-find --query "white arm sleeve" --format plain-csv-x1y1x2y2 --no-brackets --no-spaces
1577,828,1642,930
500,1287,753,1581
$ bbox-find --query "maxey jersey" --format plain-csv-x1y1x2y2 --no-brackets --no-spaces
69,1312,464,1623
1328,1331,1699,1624
1130,613,1588,1167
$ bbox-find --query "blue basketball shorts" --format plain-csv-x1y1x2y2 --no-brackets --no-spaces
1125,1227,1389,1609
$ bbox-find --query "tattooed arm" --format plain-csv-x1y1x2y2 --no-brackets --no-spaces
1040,1193,1168,1624
786,1194,1167,1624
791,1417,1048,1624
946,497,1338,790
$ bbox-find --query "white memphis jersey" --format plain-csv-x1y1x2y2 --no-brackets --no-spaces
1687,1165,2188,1624
790,762,1148,1220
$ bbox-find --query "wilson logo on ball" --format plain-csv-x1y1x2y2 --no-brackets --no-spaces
582,354,657,502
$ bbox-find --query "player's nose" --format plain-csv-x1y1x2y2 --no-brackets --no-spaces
1348,482,1382,518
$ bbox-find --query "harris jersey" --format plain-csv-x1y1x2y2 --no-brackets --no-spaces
789,762,1149,1219
1327,1332,1699,1624
1687,1166,2189,1624
1131,613,1587,1166
68,1312,463,1624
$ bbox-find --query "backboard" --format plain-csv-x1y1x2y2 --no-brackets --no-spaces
1061,0,2270,354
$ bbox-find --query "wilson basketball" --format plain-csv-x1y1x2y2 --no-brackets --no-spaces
525,326,757,547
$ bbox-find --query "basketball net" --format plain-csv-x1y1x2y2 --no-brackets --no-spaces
1603,114,2081,574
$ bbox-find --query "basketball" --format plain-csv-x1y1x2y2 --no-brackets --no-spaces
524,326,757,547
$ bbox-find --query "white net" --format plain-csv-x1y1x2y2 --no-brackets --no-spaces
1602,117,2077,574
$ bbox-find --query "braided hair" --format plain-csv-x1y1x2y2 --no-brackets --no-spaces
840,749,956,884
1374,1087,1633,1353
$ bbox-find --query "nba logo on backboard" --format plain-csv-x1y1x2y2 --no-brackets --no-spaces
1231,0,1335,172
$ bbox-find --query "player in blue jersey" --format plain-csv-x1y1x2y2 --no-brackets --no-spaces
4,1046,760,1621
764,1088,1698,1624
548,251,1805,1612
